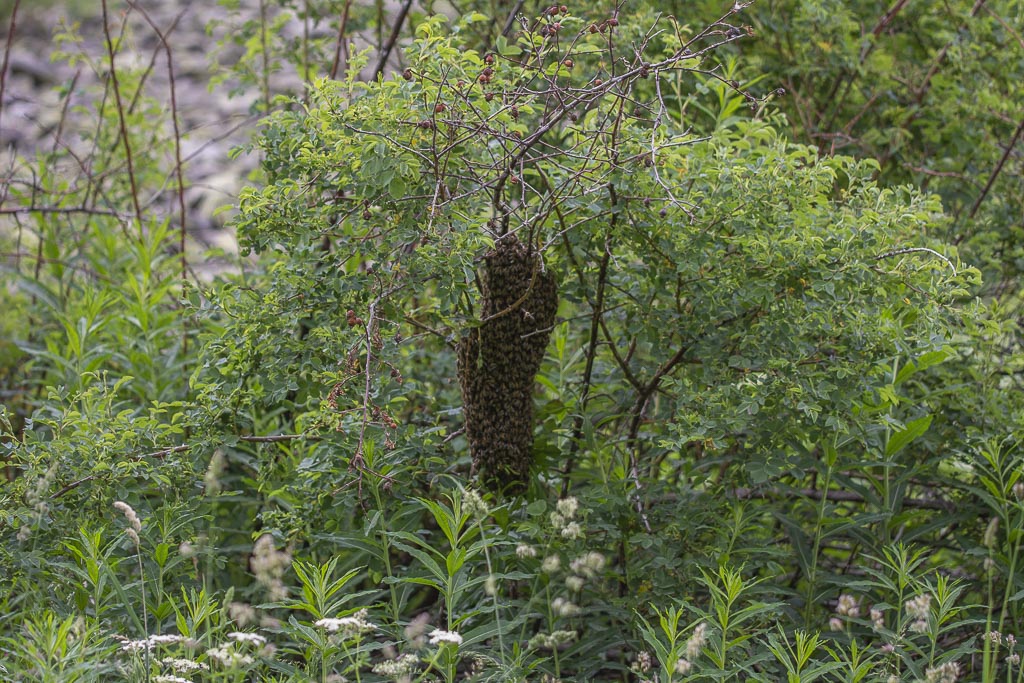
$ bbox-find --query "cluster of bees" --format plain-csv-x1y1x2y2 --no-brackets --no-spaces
458,235,558,492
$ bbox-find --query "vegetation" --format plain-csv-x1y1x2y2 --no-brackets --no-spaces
1,0,1022,681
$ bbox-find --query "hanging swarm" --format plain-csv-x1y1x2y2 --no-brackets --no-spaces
457,234,558,492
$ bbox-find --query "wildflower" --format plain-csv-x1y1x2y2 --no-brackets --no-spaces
685,622,708,659
870,607,884,631
542,555,561,573
556,497,579,519
205,646,253,667
228,602,256,627
550,511,565,529
631,651,653,673
1007,634,1017,648
404,612,431,649
910,619,929,634
984,557,996,572
179,541,196,558
552,597,580,617
887,676,900,683
154,676,192,683
251,534,291,601
1007,653,1021,666
985,630,1002,645
516,544,537,559
372,653,420,677
160,658,208,673
924,661,960,683
1013,481,1024,501
560,522,583,539
836,594,859,618
829,617,844,632
227,632,266,646
484,575,497,596
315,609,376,635
114,501,142,545
529,630,577,650
984,517,1000,549
462,489,488,519
428,629,463,646
904,593,931,620
569,551,605,578
675,658,692,675
565,575,584,592
881,643,895,654
204,450,226,496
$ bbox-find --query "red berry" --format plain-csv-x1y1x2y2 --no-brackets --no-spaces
402,69,413,81
434,103,446,113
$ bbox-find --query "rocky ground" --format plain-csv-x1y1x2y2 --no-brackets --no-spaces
0,1,400,253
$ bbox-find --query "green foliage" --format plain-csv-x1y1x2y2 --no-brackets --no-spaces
1,1,1022,681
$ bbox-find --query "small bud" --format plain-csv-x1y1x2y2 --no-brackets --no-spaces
559,4,568,13
434,103,447,113
484,92,494,101
594,78,603,86
589,23,599,33
607,17,618,27
563,58,574,68
402,69,413,81
362,210,372,220
484,53,495,65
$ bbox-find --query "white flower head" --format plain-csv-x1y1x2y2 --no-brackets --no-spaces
542,555,561,573
556,497,579,519
428,629,463,646
560,522,583,539
685,622,708,659
315,609,376,636
462,489,488,519
227,631,266,646
516,543,537,559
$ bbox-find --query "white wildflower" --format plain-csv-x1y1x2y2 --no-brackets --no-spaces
836,594,859,618
565,575,584,592
552,597,580,617
462,489,488,519
904,593,931,620
556,497,579,519
205,645,253,667
685,622,708,659
315,609,376,635
924,660,960,683
542,555,561,573
160,658,208,673
569,552,605,578
428,629,463,646
516,543,537,559
228,602,256,627
675,658,692,674
549,512,565,529
227,631,266,646
829,617,844,632
560,522,583,539
154,676,192,683
372,653,420,677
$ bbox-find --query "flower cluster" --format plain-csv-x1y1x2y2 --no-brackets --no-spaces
428,629,463,646
315,609,377,636
372,653,420,677
528,630,577,650
114,501,142,546
462,489,489,519
924,660,960,683
118,634,189,653
904,593,931,634
251,534,292,601
685,622,708,659
205,645,254,667
549,497,583,539
160,658,208,673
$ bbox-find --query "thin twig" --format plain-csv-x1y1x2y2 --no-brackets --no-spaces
100,0,144,234
968,117,1024,219
373,0,414,80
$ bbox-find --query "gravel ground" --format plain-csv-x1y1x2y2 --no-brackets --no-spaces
0,1,400,250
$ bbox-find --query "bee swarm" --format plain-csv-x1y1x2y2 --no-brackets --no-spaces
457,235,558,492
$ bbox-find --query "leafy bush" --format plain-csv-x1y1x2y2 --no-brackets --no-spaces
1,1,1022,682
